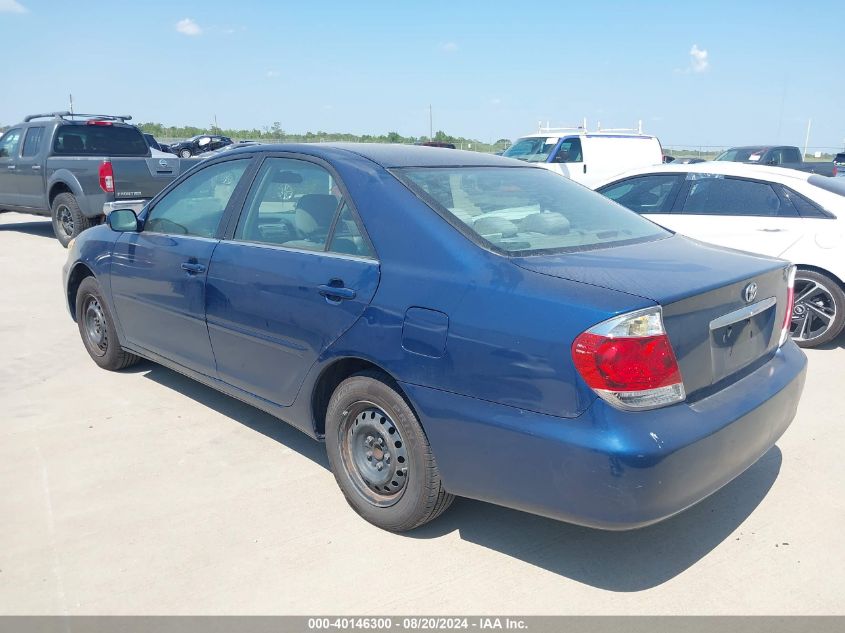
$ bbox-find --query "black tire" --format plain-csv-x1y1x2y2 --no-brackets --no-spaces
791,269,845,348
179,149,192,158
51,192,92,248
75,277,140,371
325,371,454,531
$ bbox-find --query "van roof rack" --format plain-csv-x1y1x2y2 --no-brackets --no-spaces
24,112,133,123
537,119,646,136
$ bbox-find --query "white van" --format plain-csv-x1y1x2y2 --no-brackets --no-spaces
502,124,664,187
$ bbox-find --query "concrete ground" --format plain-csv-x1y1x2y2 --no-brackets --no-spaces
1,212,843,615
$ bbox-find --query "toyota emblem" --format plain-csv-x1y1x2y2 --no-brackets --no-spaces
743,282,758,303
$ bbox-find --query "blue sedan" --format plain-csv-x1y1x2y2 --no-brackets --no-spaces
63,144,807,531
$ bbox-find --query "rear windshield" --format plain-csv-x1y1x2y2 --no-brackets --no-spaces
714,148,765,162
502,137,558,162
52,124,149,156
396,166,669,255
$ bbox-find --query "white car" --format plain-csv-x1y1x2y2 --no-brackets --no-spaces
502,125,663,187
595,162,845,347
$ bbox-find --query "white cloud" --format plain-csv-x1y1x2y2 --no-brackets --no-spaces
0,0,27,13
176,18,202,36
266,70,280,78
440,42,458,53
689,44,709,73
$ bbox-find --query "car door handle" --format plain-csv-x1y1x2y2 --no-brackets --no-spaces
31,165,41,170
318,284,356,301
181,262,206,274
757,228,785,233
6,165,14,170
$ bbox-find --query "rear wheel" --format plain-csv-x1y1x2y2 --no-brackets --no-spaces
75,277,140,370
179,149,192,158
790,269,845,348
325,371,454,531
51,192,92,248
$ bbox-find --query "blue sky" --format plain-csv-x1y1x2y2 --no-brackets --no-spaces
1,0,842,150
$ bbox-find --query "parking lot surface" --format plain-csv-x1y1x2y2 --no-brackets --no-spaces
1,212,844,615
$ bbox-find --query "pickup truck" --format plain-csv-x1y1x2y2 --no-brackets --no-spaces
714,145,835,177
0,112,196,246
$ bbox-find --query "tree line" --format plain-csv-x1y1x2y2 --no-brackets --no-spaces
137,121,512,153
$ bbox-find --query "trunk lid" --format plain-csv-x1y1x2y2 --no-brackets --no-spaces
514,235,792,398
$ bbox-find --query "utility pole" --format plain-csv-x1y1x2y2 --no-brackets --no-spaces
429,104,433,141
803,118,812,158
69,94,74,115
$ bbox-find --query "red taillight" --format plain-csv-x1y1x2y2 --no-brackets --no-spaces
99,160,114,193
780,265,797,346
572,307,685,410
87,120,113,126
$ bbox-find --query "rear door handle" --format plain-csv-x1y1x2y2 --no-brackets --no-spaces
181,262,206,274
31,165,41,170
6,165,14,170
318,284,356,301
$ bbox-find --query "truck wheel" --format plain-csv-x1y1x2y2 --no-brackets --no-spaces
325,371,454,532
75,277,140,371
179,149,192,158
790,269,845,348
51,192,92,248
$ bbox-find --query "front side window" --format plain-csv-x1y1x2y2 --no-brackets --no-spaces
502,137,559,163
236,157,363,254
681,176,787,217
598,174,683,214
552,138,583,163
397,166,669,255
22,127,44,157
145,159,249,237
0,128,22,159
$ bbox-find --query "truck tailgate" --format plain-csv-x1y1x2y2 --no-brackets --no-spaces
110,156,195,201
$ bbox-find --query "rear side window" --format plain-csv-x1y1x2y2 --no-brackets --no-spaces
22,127,44,157
598,174,683,214
235,157,373,257
397,166,669,255
0,128,22,159
681,176,790,217
781,187,830,218
53,124,149,156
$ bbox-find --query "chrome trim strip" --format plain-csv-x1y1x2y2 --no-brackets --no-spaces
709,296,777,331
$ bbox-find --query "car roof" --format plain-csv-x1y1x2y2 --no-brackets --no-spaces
595,160,815,187
515,132,657,140
218,142,526,168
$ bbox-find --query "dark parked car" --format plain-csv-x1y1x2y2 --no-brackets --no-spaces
63,144,806,532
834,152,845,177
169,134,233,158
715,145,835,176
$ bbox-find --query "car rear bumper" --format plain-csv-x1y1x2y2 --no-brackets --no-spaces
401,340,806,530
103,200,148,216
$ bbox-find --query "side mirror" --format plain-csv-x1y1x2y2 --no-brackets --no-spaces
108,209,139,232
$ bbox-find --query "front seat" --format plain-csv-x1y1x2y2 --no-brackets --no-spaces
294,194,340,241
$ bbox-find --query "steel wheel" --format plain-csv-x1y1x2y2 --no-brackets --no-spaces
790,276,838,344
338,402,409,507
83,295,109,357
57,204,74,238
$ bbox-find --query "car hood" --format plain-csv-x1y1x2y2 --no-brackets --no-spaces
512,234,785,305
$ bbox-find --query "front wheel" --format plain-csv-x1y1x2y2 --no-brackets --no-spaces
75,277,140,370
179,149,192,158
790,269,845,348
325,371,454,531
51,192,92,247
